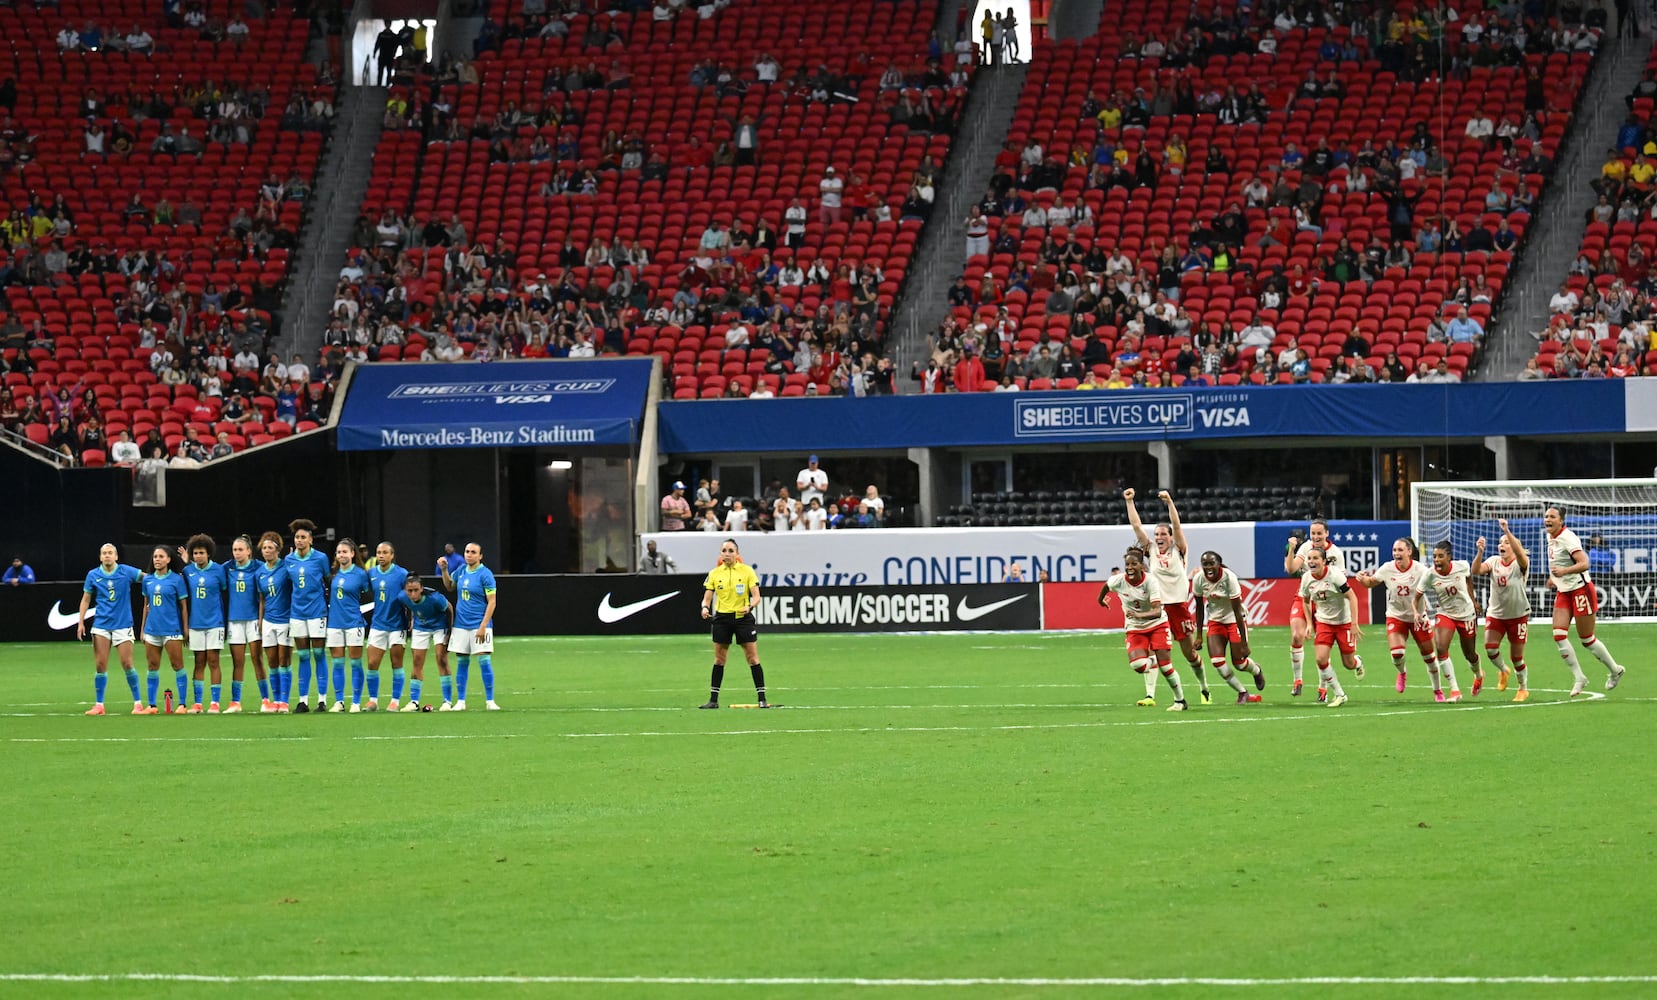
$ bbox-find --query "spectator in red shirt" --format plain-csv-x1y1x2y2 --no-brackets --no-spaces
953,345,987,392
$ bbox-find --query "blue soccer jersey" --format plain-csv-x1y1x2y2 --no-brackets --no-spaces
327,566,370,630
83,564,142,632
223,560,261,623
141,571,188,635
368,563,410,631
183,561,229,630
452,564,497,630
255,561,292,623
393,590,451,631
284,548,331,619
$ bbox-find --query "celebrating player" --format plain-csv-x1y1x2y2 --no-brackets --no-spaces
256,532,294,712
1099,546,1188,711
1126,489,1210,703
285,518,332,713
327,540,371,713
1354,538,1438,695
140,544,190,713
1298,546,1359,707
1284,519,1345,696
699,538,768,709
1543,507,1626,695
221,535,270,713
1190,551,1265,703
182,534,228,713
77,543,147,715
442,541,499,711
395,575,453,711
365,542,410,711
1471,518,1532,702
1423,540,1481,702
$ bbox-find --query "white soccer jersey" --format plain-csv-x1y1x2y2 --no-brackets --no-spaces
1149,544,1191,603
1191,567,1242,624
1294,539,1345,575
1107,572,1167,632
1425,560,1475,620
1370,559,1431,623
1547,527,1589,593
1487,556,1533,620
1299,565,1353,625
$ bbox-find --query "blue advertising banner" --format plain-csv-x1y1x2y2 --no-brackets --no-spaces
657,381,1627,454
336,359,654,451
1252,521,1411,578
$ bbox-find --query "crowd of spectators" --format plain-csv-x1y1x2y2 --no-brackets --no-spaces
660,459,889,531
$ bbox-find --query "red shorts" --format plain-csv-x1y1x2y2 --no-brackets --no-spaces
1164,602,1196,639
1554,583,1598,618
1206,620,1244,645
1289,598,1306,622
1126,622,1172,654
1485,616,1529,643
1314,621,1356,654
1386,617,1433,639
1436,615,1476,639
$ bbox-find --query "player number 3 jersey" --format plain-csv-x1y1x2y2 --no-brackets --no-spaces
1106,572,1167,631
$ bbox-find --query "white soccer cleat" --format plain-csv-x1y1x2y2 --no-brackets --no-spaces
1606,665,1626,691
1327,693,1348,708
485,700,501,711
438,701,453,712
348,702,361,714
400,701,421,712
1570,676,1587,698
329,700,346,713
453,700,467,712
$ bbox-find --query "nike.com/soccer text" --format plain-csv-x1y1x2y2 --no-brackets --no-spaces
755,593,958,627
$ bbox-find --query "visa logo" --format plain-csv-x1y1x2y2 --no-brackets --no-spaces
495,394,554,403
1199,407,1251,428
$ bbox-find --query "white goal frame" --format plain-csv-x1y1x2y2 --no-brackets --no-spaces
1411,478,1657,623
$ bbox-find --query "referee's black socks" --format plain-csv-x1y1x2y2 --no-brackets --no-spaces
709,664,724,703
750,662,765,700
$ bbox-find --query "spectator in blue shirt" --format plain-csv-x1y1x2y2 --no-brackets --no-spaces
438,543,465,576
1446,308,1484,344
1588,535,1616,576
3,556,34,585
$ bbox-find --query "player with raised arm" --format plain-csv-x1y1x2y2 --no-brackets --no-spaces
1190,551,1265,703
1284,519,1345,696
442,542,499,711
284,518,332,713
395,575,453,711
221,535,270,713
1354,538,1438,695
77,543,147,714
140,545,191,713
1100,546,1188,711
1471,518,1532,702
1298,546,1360,708
327,540,371,713
255,532,294,712
1544,507,1625,695
181,534,229,713
1423,540,1482,702
1126,489,1210,703
365,542,410,711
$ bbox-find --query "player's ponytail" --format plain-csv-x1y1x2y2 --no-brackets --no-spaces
1400,537,1420,559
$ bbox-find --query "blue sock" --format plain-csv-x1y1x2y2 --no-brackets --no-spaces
278,666,291,703
147,671,159,706
210,684,221,705
317,650,332,697
366,663,379,701
123,668,140,701
479,655,494,701
456,656,470,701
94,672,108,705
232,681,244,704
297,651,312,696
410,678,423,704
257,675,270,700
332,658,346,705
391,668,405,700
441,675,453,703
192,680,204,705
175,670,188,703
351,660,365,704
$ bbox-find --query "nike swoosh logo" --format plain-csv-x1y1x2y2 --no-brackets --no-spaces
47,601,95,630
598,591,680,624
955,594,1028,622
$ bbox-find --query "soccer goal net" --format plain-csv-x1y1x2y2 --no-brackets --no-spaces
1411,478,1657,621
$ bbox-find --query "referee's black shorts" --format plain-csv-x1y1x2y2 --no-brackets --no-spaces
711,611,758,645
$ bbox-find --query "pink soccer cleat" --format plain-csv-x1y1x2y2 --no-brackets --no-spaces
1396,672,1407,694
1433,690,1446,703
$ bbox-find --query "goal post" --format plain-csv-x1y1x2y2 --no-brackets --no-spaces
1411,478,1657,622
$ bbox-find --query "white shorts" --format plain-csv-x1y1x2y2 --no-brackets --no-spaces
188,628,225,652
261,621,292,647
410,627,447,651
227,621,259,645
289,616,327,640
448,627,493,655
367,628,406,650
327,627,366,649
92,627,135,646
143,632,183,647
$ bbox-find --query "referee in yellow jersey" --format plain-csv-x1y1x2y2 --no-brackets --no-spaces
700,539,769,708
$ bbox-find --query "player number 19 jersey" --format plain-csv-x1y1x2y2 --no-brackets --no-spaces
1486,557,1533,620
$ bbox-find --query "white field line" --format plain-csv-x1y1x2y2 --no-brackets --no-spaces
3,972,1657,988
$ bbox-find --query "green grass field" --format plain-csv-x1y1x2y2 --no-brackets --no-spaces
2,627,1654,1000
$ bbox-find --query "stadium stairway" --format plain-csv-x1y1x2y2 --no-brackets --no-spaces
279,84,388,358
890,61,1030,388
1482,36,1651,380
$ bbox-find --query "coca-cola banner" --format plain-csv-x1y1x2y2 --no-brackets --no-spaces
1040,579,1375,631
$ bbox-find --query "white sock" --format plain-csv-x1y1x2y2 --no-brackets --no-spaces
1217,658,1246,694
1161,664,1185,701
1441,661,1460,693
1486,646,1508,673
1556,637,1587,680
1428,659,1442,692
1320,667,1344,697
1392,651,1407,674
1138,663,1158,697
1245,658,1262,678
1189,658,1209,692
1514,660,1528,690
1583,636,1620,672
1291,644,1304,682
